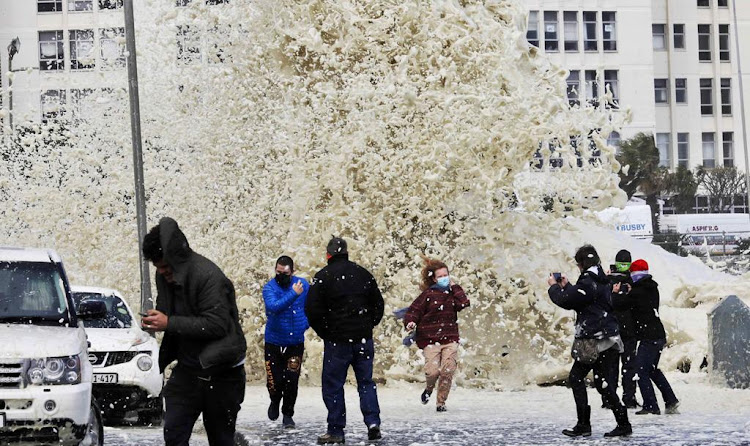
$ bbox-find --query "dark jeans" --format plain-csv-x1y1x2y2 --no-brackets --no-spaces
163,365,245,446
603,337,638,405
636,338,678,411
265,343,304,417
569,346,623,410
322,339,381,436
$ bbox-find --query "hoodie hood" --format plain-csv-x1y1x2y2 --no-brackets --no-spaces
158,217,193,286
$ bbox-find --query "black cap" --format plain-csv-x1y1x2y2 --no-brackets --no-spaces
615,249,631,263
326,237,348,256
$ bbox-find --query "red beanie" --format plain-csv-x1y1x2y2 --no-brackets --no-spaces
630,259,649,272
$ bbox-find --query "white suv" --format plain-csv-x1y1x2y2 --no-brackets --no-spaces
70,286,163,425
0,247,103,445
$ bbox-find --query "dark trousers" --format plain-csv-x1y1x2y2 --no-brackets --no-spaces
264,343,304,417
322,339,381,436
636,338,678,411
603,337,638,405
163,365,245,446
569,346,623,410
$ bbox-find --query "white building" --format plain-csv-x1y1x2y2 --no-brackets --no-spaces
523,0,750,212
0,0,127,128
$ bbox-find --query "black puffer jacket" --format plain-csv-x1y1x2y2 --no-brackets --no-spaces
629,274,666,341
154,217,247,373
548,266,620,339
305,254,384,342
608,271,636,339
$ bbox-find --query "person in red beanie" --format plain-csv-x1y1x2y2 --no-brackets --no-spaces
629,259,680,415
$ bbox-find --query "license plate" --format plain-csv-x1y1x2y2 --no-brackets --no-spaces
0,412,5,428
93,373,118,384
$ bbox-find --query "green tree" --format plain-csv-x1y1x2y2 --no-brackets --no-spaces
666,166,698,214
696,166,748,213
616,132,669,232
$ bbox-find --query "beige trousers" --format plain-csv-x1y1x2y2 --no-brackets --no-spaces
423,342,459,405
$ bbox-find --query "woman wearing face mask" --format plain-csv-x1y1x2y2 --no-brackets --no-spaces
404,258,470,412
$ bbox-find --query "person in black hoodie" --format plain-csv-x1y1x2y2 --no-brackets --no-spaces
604,249,640,409
629,259,680,415
547,244,632,438
141,217,247,446
305,237,385,445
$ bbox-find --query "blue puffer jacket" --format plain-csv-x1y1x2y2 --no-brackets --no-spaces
548,266,620,340
262,276,310,346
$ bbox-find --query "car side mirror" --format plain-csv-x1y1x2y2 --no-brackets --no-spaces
77,299,107,320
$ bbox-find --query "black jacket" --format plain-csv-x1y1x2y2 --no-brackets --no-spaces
548,266,620,340
608,271,636,339
629,274,666,341
305,255,384,342
154,217,247,373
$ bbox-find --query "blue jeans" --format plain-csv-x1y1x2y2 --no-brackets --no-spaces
636,338,678,411
322,339,381,436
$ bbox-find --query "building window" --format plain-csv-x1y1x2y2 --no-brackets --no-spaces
654,79,669,104
585,70,598,106
41,89,66,122
100,28,126,69
70,88,94,121
698,24,712,62
702,132,716,168
656,133,671,168
722,132,734,167
38,31,64,71
38,0,63,12
564,12,578,52
697,0,710,6
602,12,617,51
719,24,730,62
68,0,92,11
69,29,95,70
566,70,580,106
675,78,687,103
652,24,667,50
718,0,728,6
721,78,732,115
607,131,621,152
700,78,713,115
177,25,201,65
544,11,559,52
583,12,597,51
527,11,539,47
677,133,689,168
98,0,123,9
604,70,619,108
673,24,685,49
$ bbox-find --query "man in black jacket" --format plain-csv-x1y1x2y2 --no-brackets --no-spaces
305,237,385,445
141,217,247,446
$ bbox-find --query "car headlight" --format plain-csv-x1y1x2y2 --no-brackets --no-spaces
27,356,81,386
136,354,153,372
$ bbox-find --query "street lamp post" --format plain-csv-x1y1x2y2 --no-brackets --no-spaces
123,0,152,313
731,0,750,212
6,37,20,129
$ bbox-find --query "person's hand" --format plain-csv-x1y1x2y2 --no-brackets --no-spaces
406,321,416,331
613,282,622,294
141,310,168,332
449,278,456,287
560,275,569,287
547,275,558,287
293,280,304,295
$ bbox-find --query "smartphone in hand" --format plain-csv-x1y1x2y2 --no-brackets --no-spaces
139,312,150,317
552,272,562,282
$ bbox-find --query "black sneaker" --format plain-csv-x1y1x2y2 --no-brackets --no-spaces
665,401,680,415
268,401,280,421
282,415,295,429
623,400,641,409
317,433,345,444
436,405,447,412
367,424,382,441
420,390,431,405
635,407,660,415
603,424,632,437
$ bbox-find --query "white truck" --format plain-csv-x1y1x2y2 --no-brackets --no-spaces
595,204,654,242
0,247,104,445
659,213,750,255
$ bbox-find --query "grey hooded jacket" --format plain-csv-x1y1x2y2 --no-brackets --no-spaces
154,217,247,373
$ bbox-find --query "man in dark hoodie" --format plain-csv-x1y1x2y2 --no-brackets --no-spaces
547,244,631,438
305,237,385,445
141,217,247,446
604,249,640,409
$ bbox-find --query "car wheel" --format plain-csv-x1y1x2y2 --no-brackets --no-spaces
79,401,104,446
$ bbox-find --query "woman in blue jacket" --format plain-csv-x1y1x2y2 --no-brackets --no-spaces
262,255,310,428
547,245,632,438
